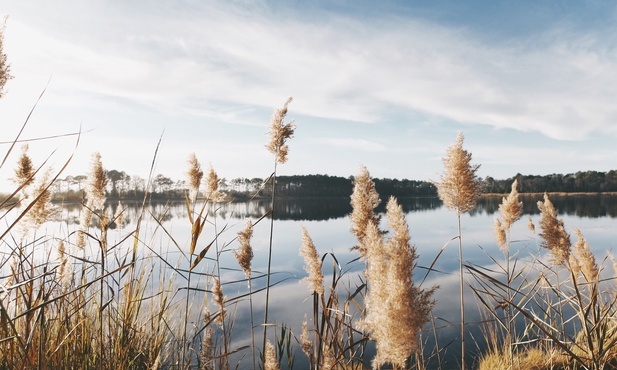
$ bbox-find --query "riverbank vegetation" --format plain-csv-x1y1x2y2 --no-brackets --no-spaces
17,169,617,205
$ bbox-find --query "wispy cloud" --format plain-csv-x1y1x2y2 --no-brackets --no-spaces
5,1,617,142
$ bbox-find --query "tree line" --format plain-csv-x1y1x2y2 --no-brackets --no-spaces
50,169,617,203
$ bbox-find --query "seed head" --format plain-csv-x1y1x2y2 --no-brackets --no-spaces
13,144,35,191
263,341,280,370
300,317,312,360
494,218,507,252
266,97,295,164
204,165,225,202
299,227,324,295
187,153,203,200
350,165,381,257
234,220,254,278
199,306,214,370
573,228,598,283
86,152,107,211
435,132,482,214
537,193,571,266
499,180,523,229
212,278,226,326
362,197,435,368
26,168,58,228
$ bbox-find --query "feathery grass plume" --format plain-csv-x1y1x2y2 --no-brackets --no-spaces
264,341,280,370
234,220,254,278
299,227,324,295
350,165,381,256
493,179,522,354
199,307,214,370
573,228,598,283
494,218,507,251
204,165,225,202
13,143,35,190
537,193,571,266
77,153,106,248
435,131,482,214
187,153,204,201
24,168,58,230
363,197,435,369
56,239,71,294
86,152,108,211
266,97,295,164
499,180,523,229
300,317,313,361
0,17,12,98
212,277,226,326
528,215,536,233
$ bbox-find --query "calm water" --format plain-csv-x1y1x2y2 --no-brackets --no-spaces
12,194,617,369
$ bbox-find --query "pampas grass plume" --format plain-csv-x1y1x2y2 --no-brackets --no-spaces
87,152,107,211
435,131,482,214
212,277,226,326
264,341,280,370
299,226,324,295
499,180,523,229
266,97,295,164
363,197,435,369
537,193,571,266
234,220,254,278
187,153,203,200
573,228,598,283
205,165,224,202
349,165,381,257
494,218,507,252
13,143,34,190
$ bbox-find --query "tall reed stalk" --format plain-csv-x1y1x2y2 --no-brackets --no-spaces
435,132,481,370
263,97,295,356
493,180,523,360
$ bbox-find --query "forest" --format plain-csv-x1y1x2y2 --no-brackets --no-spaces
47,169,617,203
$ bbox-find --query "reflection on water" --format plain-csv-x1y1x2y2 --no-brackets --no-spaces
32,194,617,368
55,193,617,226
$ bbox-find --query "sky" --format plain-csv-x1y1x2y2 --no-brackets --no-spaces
2,0,617,192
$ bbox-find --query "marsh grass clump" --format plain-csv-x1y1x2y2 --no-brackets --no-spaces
473,190,617,370
361,197,436,369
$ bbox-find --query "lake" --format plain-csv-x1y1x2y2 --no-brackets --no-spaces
12,194,617,369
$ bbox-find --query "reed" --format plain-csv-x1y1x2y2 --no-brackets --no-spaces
263,97,295,359
435,131,482,370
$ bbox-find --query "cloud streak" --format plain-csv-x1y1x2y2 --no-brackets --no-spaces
5,1,617,142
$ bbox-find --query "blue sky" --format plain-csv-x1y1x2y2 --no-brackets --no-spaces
2,0,617,191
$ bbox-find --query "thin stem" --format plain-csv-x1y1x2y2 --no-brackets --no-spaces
457,212,465,370
248,278,256,370
182,246,193,368
262,163,277,356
